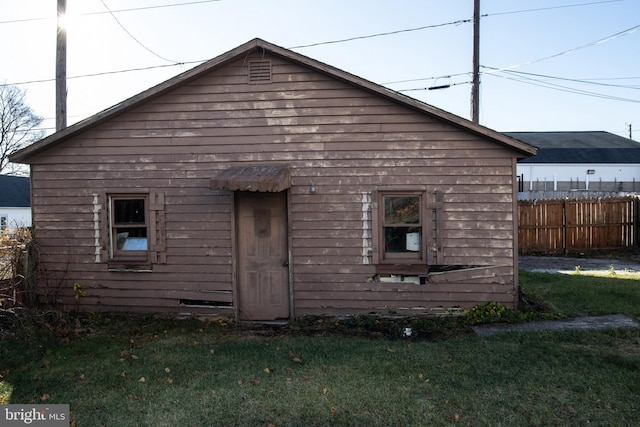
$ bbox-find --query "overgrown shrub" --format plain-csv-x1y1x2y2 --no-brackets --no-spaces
0,228,35,323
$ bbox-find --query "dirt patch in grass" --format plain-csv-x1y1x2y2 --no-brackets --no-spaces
233,315,475,342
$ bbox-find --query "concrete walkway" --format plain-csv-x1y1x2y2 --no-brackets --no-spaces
473,314,640,337
519,255,640,275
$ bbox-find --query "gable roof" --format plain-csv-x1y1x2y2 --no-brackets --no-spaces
0,175,30,207
507,131,640,164
10,38,536,163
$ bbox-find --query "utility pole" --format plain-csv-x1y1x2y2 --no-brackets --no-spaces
471,0,480,124
56,0,67,131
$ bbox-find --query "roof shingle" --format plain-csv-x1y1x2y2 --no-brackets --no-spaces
507,131,640,164
0,175,30,207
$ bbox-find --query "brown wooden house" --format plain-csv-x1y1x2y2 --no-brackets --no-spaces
10,39,536,320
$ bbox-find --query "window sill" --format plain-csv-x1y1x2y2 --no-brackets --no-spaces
108,262,152,272
376,264,429,275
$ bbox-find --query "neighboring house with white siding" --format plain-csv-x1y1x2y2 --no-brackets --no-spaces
508,131,640,196
0,175,31,231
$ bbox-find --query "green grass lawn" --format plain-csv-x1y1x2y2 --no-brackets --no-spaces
2,271,640,426
519,270,640,317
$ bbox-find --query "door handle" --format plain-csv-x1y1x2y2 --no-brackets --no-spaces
282,261,289,267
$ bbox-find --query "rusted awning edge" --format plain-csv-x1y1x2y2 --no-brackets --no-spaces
209,164,291,192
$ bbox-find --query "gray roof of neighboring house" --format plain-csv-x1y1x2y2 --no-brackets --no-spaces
0,175,31,207
506,131,640,164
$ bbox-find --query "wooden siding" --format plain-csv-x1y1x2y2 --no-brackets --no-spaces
28,52,519,315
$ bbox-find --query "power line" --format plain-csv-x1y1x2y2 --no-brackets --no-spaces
487,23,640,72
484,71,640,103
483,0,623,17
398,81,473,92
1,61,206,87
482,66,640,90
288,18,472,50
571,76,640,81
383,73,470,85
0,0,223,25
2,2,637,104
99,0,179,64
2,0,618,26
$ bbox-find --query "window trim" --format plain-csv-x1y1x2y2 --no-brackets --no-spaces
108,194,150,265
373,189,428,266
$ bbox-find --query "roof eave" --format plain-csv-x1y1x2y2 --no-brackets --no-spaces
262,41,537,157
10,39,266,163
10,38,537,162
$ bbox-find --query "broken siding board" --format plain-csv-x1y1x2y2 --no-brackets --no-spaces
426,266,513,283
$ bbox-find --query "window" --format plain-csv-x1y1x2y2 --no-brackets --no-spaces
110,195,148,263
374,191,427,265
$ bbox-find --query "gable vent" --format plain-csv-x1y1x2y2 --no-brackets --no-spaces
248,60,272,84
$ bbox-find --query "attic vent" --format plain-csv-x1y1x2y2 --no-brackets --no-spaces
248,60,272,84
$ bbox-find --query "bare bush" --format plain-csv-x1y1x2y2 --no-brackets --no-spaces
0,228,35,321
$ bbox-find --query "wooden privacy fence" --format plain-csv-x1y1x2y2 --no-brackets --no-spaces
518,196,638,254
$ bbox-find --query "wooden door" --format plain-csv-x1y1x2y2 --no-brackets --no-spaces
236,191,289,320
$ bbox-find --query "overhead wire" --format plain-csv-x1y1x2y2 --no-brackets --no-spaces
485,23,640,73
482,0,622,17
482,66,640,90
0,0,618,26
398,80,473,92
287,18,471,50
475,21,640,104
0,61,207,87
98,0,180,64
484,71,640,103
0,0,223,25
383,73,470,85
0,0,636,111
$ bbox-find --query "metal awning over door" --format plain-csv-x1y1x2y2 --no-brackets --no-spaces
209,165,291,192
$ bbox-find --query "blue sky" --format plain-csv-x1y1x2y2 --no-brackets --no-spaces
2,0,639,139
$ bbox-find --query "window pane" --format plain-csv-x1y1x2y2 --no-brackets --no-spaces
384,227,420,253
114,199,145,224
115,227,148,250
384,196,420,224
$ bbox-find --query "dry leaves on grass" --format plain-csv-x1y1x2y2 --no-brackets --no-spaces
288,351,303,363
